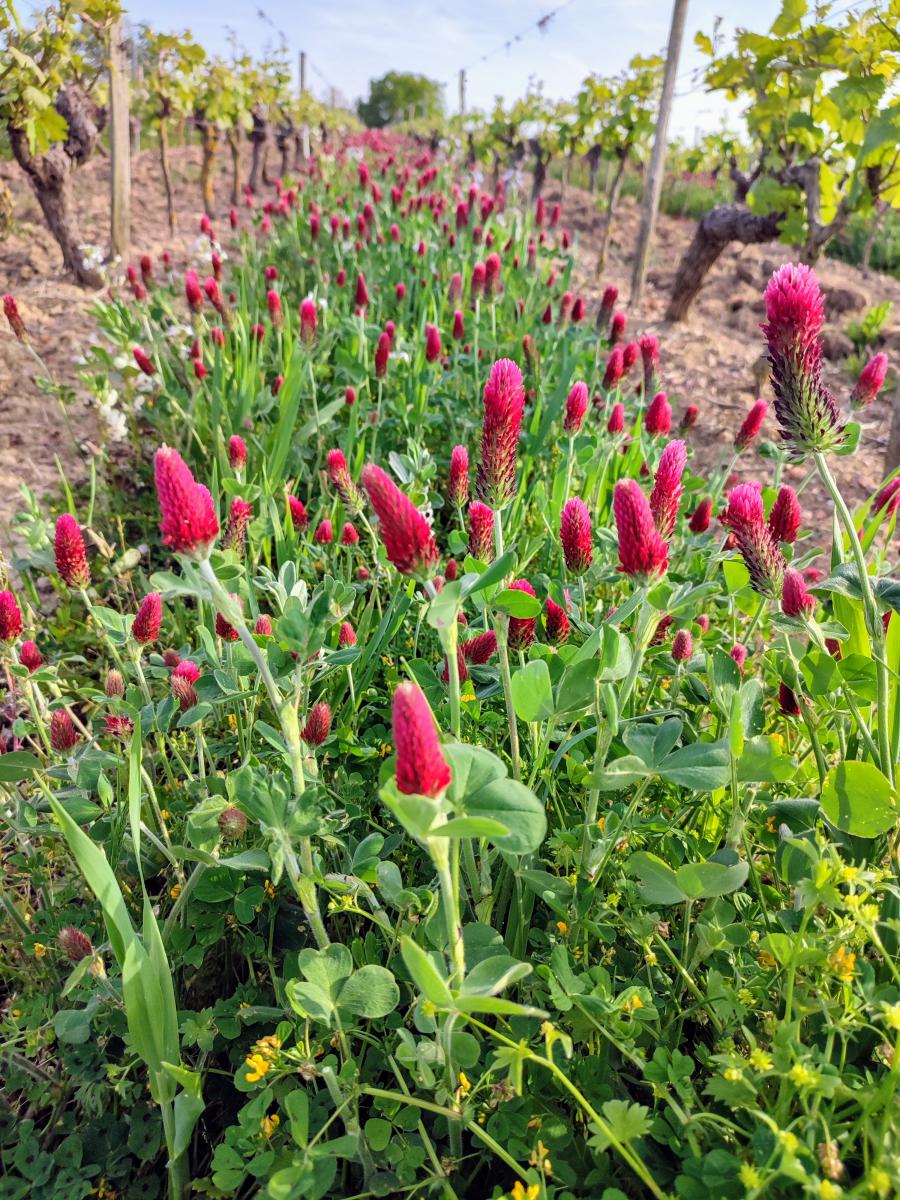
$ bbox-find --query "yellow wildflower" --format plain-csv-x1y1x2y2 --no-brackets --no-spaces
622,994,644,1015
819,1182,842,1199
758,950,776,969
170,883,182,900
881,1002,900,1031
263,879,276,899
457,1071,471,1095
33,943,47,959
227,713,237,731
739,1165,762,1189
260,1113,280,1139
778,1130,799,1154
245,1053,271,1083
828,946,856,982
160,809,170,821
378,742,392,757
749,1049,773,1070
724,1067,743,1082
789,1063,817,1088
510,1184,540,1200
556,921,569,935
839,865,860,883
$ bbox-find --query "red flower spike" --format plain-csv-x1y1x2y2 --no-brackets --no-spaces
613,480,669,580
184,270,203,312
50,710,79,752
688,497,713,533
851,352,888,409
361,464,439,579
58,927,93,962
610,312,626,344
672,629,693,662
215,595,242,641
392,681,452,797
564,382,589,435
722,483,786,597
640,334,660,396
288,495,308,530
779,682,800,716
54,514,90,588
132,593,163,645
300,298,317,343
0,590,23,642
607,403,625,434
173,659,200,684
507,579,538,650
602,346,624,389
782,568,816,617
374,331,391,378
468,501,494,561
874,478,900,516
680,404,699,432
302,701,332,747
622,341,639,374
327,448,365,514
339,621,357,647
229,435,247,470
425,323,442,362
19,640,43,672
560,498,592,575
224,497,252,553
735,399,768,451
154,447,219,559
475,358,526,509
3,293,27,340
341,522,359,545
645,392,672,437
314,519,333,545
545,597,570,645
449,445,469,507
650,439,687,539
133,347,155,376
768,486,801,544
255,614,273,636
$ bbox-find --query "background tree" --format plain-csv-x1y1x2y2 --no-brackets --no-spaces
357,70,443,128
667,0,900,321
0,0,120,286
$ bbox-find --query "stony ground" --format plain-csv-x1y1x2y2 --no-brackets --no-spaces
2,144,899,543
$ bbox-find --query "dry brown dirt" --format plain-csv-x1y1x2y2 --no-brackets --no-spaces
1,146,899,542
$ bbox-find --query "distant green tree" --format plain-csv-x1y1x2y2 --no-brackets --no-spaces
357,71,443,127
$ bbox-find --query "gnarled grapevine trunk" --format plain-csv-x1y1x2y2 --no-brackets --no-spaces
248,106,268,193
227,129,241,207
194,113,219,218
7,86,103,289
274,122,293,179
665,203,783,322
595,152,627,279
585,145,602,195
158,102,176,233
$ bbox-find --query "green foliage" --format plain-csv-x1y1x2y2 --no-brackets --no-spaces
357,70,443,127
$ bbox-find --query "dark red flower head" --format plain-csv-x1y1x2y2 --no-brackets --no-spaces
449,445,469,507
463,629,497,664
645,392,672,437
50,709,79,752
468,501,494,561
54,515,90,588
560,498,592,575
361,464,440,579
19,640,42,671
58,926,93,962
688,497,713,533
255,614,273,636
874,477,900,516
476,359,526,509
639,333,659,395
314,519,333,545
392,681,451,797
768,486,801,544
327,448,365,514
613,480,668,580
300,298,317,343
224,497,252,553
507,579,538,650
3,293,26,340
288,495,308,530
680,404,699,432
374,331,391,378
132,592,163,645
649,438,686,539
133,347,155,376
339,621,357,647
355,272,369,309
603,346,624,390
154,447,219,559
722,483,785,598
425,323,442,362
215,595,242,641
598,285,618,330
471,260,487,299
782,568,815,618
302,701,332,747
610,312,626,344
607,403,625,435
735,399,768,450
779,682,800,716
229,435,247,470
341,521,359,545
0,590,23,642
545,597,570,645
184,270,203,312
564,382,589,435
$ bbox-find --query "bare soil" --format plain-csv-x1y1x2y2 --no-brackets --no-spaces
1,147,899,542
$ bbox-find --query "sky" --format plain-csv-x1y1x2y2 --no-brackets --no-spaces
118,0,786,140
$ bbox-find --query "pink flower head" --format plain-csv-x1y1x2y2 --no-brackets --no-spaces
680,404,699,432
425,323,442,362
449,272,463,302
224,497,252,552
215,595,242,641
0,591,23,642
355,272,369,309
603,346,624,390
645,392,672,437
640,334,660,396
722,482,786,598
184,269,203,312
468,501,494,561
610,312,626,345
339,621,357,647
154,447,219,559
374,331,391,378
133,346,155,376
327,448,365,514
54,514,90,588
672,629,693,662
173,658,201,684
255,614,273,636
19,640,42,671
314,519,333,545
731,642,748,670
851,352,888,409
462,629,497,666
449,445,469,507
598,285,618,331
229,434,247,470
302,701,332,746
564,382,589,435
476,359,526,509
735,399,768,450
688,497,713,533
384,320,397,347
345,385,356,406
613,480,669,580
485,252,502,298
782,568,815,617
607,403,625,434
341,521,359,545
545,597,570,644
452,309,465,340
762,263,843,455
50,709,79,752
768,486,801,544
507,579,538,650
874,477,900,516
300,298,317,343
202,276,224,316
392,681,452,797
560,498,592,575
265,288,282,327
132,592,162,644
3,293,26,340
103,714,135,740
649,438,686,539
361,463,439,580
58,926,93,962
470,260,487,299
289,495,308,530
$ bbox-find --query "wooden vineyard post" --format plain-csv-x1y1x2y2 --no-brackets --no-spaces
630,0,688,307
299,51,310,160
458,68,466,118
108,18,131,259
